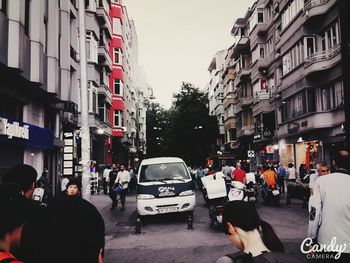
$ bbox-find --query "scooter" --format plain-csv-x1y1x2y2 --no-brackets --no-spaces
245,181,257,204
261,182,280,206
202,173,247,228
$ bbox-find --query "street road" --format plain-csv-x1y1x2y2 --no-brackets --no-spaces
91,190,308,263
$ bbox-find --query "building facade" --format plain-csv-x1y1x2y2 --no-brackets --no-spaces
212,0,347,171
0,0,148,191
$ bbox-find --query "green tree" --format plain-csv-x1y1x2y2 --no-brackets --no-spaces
168,82,219,166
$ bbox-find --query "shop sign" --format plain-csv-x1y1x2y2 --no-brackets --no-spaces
0,116,54,149
266,145,274,154
0,117,29,140
263,130,273,138
254,134,262,140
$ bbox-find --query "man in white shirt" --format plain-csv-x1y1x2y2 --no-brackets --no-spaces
308,150,350,259
309,162,329,195
115,165,130,211
61,176,69,192
102,166,111,194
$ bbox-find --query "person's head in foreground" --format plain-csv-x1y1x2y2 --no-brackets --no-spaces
223,201,284,256
66,178,81,196
0,183,31,255
22,196,105,263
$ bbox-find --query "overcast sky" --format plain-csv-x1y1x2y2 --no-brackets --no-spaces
125,0,256,109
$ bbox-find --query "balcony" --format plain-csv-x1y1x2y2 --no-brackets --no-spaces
304,0,336,20
224,118,236,130
223,93,237,108
233,37,250,59
237,126,254,138
256,23,268,36
277,109,345,138
98,85,112,105
98,46,112,71
236,96,253,109
97,0,112,36
304,43,341,76
236,68,251,81
70,45,79,63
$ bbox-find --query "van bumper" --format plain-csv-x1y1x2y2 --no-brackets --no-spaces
137,194,196,216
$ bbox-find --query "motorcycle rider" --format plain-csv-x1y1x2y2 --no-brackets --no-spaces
261,165,278,202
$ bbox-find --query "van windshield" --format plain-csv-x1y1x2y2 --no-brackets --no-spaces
139,162,190,183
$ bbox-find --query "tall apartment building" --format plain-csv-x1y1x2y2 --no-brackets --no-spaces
208,50,227,154
216,0,348,170
0,0,147,191
109,0,146,166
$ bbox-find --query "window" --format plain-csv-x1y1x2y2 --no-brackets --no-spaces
111,0,119,3
24,0,30,35
114,78,123,96
113,110,123,127
282,39,304,75
252,44,265,64
113,18,122,35
304,37,316,58
281,0,303,29
321,21,340,51
86,31,98,63
257,8,264,23
85,0,97,11
113,48,122,64
0,0,7,14
321,81,344,111
87,82,97,113
99,103,110,123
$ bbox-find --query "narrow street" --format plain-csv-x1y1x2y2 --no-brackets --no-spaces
91,190,309,263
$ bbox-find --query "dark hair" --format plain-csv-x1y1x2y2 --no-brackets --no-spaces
335,150,350,171
288,163,294,168
21,196,105,263
0,183,32,239
223,201,284,252
2,164,37,192
66,177,82,189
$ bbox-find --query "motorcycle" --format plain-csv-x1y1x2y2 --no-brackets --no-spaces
261,182,280,206
245,181,257,204
202,173,248,228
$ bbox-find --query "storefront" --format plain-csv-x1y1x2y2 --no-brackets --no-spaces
0,115,54,179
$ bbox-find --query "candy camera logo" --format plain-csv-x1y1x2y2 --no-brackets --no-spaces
300,237,347,260
158,186,175,197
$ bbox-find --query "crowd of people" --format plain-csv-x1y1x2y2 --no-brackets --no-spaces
1,149,349,262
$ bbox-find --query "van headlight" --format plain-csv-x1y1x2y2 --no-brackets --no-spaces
137,194,155,200
179,190,195,196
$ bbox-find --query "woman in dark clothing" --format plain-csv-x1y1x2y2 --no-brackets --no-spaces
216,201,307,263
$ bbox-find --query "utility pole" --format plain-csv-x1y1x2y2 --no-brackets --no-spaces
78,0,91,200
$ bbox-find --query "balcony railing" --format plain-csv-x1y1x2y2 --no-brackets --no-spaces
304,0,329,11
70,45,79,62
304,43,341,67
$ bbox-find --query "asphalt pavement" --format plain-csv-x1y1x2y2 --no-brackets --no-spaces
91,189,309,263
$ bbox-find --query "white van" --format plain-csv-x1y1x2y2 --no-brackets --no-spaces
137,157,196,216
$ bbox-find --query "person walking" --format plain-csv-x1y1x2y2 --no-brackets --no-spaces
308,150,350,262
216,201,307,263
277,163,286,194
2,164,38,199
309,162,329,195
299,162,307,181
127,165,136,194
232,163,246,184
108,164,119,210
287,162,296,182
66,178,81,197
115,165,130,211
102,165,111,195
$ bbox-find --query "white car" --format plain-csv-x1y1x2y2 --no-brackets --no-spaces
136,157,196,216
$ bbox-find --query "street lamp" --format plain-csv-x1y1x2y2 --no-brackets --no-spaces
97,128,104,135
